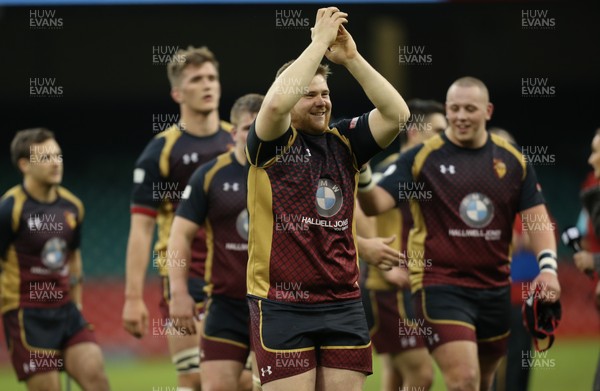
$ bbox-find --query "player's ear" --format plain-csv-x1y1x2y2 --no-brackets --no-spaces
486,102,494,120
231,126,239,141
171,87,183,104
17,157,29,175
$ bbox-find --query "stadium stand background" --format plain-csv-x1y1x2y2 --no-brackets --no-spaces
0,1,598,361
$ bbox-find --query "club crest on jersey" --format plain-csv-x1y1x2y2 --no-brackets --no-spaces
64,211,77,229
41,237,67,271
493,158,506,179
236,208,249,241
315,178,343,217
459,193,494,228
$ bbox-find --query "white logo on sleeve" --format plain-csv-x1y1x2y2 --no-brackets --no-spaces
181,185,192,200
133,168,145,184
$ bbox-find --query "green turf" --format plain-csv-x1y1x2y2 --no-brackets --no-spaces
0,339,597,390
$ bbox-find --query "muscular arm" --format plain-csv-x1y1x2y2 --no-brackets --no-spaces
255,7,347,141
345,56,409,148
324,24,409,148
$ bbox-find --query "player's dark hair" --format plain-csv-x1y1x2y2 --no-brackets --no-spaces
167,46,219,87
275,60,331,81
231,94,264,125
10,127,55,168
399,99,445,146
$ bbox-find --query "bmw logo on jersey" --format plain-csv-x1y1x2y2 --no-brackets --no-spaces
315,178,343,218
459,192,494,228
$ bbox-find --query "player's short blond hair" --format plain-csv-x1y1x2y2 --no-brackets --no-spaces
231,94,264,126
167,46,219,88
448,76,490,102
275,60,331,81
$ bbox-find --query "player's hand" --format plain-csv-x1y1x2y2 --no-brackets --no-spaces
122,297,149,338
383,266,410,289
530,271,561,303
324,24,358,65
574,250,594,272
360,235,402,271
311,7,348,48
169,292,198,335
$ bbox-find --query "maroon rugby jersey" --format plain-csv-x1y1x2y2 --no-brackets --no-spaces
176,152,248,299
0,185,83,313
131,123,233,278
379,132,545,291
246,113,382,304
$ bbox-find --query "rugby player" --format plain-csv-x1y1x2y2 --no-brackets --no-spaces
121,46,233,391
167,93,263,391
1,128,110,391
246,7,410,390
363,99,446,391
359,77,561,391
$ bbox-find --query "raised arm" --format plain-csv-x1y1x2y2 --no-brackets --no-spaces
255,7,347,141
325,25,409,148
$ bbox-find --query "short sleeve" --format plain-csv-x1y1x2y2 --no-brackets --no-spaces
246,122,294,167
0,196,15,258
130,137,166,216
377,145,422,207
331,112,382,167
518,162,545,212
175,161,213,226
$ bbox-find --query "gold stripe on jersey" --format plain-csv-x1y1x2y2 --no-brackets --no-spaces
155,205,174,276
204,220,215,297
249,128,298,169
220,120,233,133
202,153,235,296
352,176,360,273
158,126,183,178
409,135,444,292
412,134,445,180
328,127,358,170
246,168,274,298
489,133,526,181
409,199,427,292
1,186,27,232
57,186,85,222
1,246,20,313
203,153,233,193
